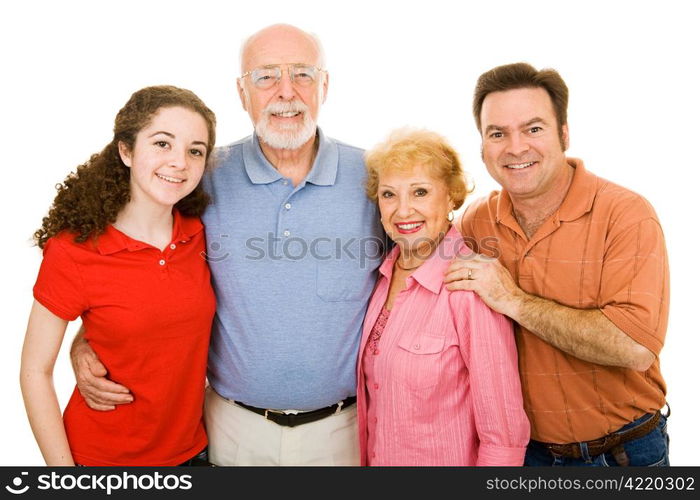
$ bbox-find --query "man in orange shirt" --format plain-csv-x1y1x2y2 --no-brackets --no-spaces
446,63,670,466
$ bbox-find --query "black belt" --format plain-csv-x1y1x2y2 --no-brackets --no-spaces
234,396,356,427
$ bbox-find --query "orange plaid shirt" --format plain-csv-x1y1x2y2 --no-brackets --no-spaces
460,158,669,443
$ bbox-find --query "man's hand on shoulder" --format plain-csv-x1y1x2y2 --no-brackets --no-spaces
444,253,655,371
444,253,524,319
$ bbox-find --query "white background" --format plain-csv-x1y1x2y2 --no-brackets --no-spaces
1,0,698,465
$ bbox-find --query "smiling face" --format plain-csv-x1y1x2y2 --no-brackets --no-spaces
480,87,571,205
377,164,454,259
237,25,327,151
118,106,209,210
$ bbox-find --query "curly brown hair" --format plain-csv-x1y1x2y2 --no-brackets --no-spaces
34,85,217,249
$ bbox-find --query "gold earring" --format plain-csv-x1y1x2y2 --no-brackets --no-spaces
447,211,454,222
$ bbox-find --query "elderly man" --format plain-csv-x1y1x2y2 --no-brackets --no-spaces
446,63,670,466
71,24,383,466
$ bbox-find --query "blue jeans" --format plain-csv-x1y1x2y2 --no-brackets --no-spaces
525,413,670,466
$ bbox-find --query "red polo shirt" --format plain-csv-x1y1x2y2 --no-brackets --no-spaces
34,211,215,465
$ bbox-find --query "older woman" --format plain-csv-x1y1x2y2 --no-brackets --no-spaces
358,128,530,466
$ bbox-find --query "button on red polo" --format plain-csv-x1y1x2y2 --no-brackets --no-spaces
33,210,215,465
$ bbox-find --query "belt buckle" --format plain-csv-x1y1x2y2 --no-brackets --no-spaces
263,408,285,420
546,444,564,458
546,442,579,458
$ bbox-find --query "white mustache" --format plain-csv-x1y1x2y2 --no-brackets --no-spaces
263,100,308,115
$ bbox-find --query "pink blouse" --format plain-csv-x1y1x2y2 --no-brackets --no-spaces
357,226,530,466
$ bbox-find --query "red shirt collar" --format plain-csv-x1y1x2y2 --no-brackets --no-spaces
96,210,204,255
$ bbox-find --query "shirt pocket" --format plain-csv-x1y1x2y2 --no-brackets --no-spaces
393,332,445,390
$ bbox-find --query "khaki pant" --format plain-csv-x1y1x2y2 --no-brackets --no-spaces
204,386,360,466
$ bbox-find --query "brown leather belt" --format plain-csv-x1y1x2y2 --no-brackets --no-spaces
538,411,661,464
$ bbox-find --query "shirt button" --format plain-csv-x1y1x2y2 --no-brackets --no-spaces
374,349,380,355
159,259,166,266
283,230,291,237
414,344,420,350
170,243,177,250
373,383,379,390
284,203,292,210
282,180,288,186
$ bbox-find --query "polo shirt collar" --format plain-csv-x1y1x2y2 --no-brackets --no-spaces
379,225,466,295
97,209,203,255
242,127,338,186
555,158,597,221
495,157,596,226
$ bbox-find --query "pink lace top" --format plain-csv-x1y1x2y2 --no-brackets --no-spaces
366,306,390,355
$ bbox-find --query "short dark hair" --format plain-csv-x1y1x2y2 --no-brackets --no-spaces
473,62,568,145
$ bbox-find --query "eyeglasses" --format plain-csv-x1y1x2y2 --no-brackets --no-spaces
240,64,325,90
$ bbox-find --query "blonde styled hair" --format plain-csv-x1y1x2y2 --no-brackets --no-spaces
364,128,470,210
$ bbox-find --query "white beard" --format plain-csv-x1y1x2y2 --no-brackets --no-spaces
255,100,317,150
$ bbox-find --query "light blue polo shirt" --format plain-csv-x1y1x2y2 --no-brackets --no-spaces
201,129,385,410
